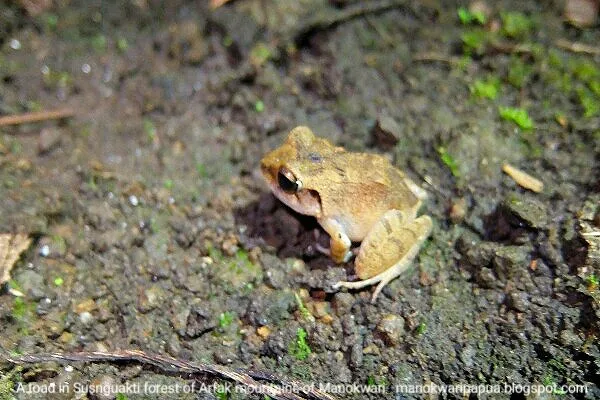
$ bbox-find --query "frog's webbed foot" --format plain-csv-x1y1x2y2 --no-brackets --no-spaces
333,210,432,303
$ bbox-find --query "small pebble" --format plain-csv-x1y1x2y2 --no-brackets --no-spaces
129,195,139,206
39,245,50,257
79,311,93,325
38,128,62,154
376,314,405,346
9,39,21,50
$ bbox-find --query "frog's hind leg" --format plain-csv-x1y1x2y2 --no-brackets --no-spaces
332,210,432,303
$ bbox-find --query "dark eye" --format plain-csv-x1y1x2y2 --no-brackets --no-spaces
278,169,299,193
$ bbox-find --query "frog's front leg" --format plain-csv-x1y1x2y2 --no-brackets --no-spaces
333,210,432,302
317,218,353,263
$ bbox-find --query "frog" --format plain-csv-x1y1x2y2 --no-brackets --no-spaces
260,126,433,302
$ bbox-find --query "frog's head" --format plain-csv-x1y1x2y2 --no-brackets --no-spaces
260,126,328,217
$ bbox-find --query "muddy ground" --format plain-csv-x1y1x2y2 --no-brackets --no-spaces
0,0,599,399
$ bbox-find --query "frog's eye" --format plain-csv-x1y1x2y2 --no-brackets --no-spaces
278,168,301,193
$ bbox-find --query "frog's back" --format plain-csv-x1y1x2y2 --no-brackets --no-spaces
315,151,420,240
340,151,419,208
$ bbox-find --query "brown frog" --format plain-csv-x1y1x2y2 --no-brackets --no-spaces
260,126,432,302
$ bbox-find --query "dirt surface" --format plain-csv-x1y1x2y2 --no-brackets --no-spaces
1,0,599,399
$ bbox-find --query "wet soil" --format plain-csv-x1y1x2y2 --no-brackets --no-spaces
1,0,599,399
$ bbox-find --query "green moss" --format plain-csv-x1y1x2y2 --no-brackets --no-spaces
500,12,533,39
254,100,265,113
215,386,229,400
569,59,600,82
12,297,35,335
12,298,28,320
211,247,262,293
457,7,486,25
53,277,64,286
589,79,600,97
42,69,72,90
207,244,223,261
143,118,157,142
218,311,235,329
116,38,129,52
507,57,532,88
437,146,460,177
461,29,488,55
196,163,208,178
416,322,427,335
586,274,599,287
576,86,600,118
0,366,23,400
289,327,311,360
367,376,387,387
541,374,567,395
470,77,500,99
40,13,58,31
499,106,533,130
457,55,473,71
547,48,564,69
91,34,107,52
116,394,128,400
294,292,313,321
250,42,273,67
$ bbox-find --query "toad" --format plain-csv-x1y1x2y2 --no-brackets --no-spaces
260,126,432,302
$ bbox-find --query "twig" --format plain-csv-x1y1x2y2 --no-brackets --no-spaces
412,52,462,65
293,0,411,43
3,349,337,400
555,38,600,56
502,163,544,193
0,108,74,127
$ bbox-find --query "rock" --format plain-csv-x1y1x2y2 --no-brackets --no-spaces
138,284,165,313
213,349,237,364
79,311,93,325
560,329,584,348
17,270,45,300
507,291,529,312
350,343,363,367
166,334,181,357
493,246,530,282
89,374,117,400
376,314,405,346
185,304,214,338
38,127,62,154
502,194,549,230
245,289,295,326
168,20,208,64
333,292,355,317
449,197,468,224
74,298,96,314
476,267,502,289
257,325,271,339
565,0,599,28
310,301,331,319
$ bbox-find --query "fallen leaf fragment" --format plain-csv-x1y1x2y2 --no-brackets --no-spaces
210,0,233,9
0,233,32,285
502,163,544,193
